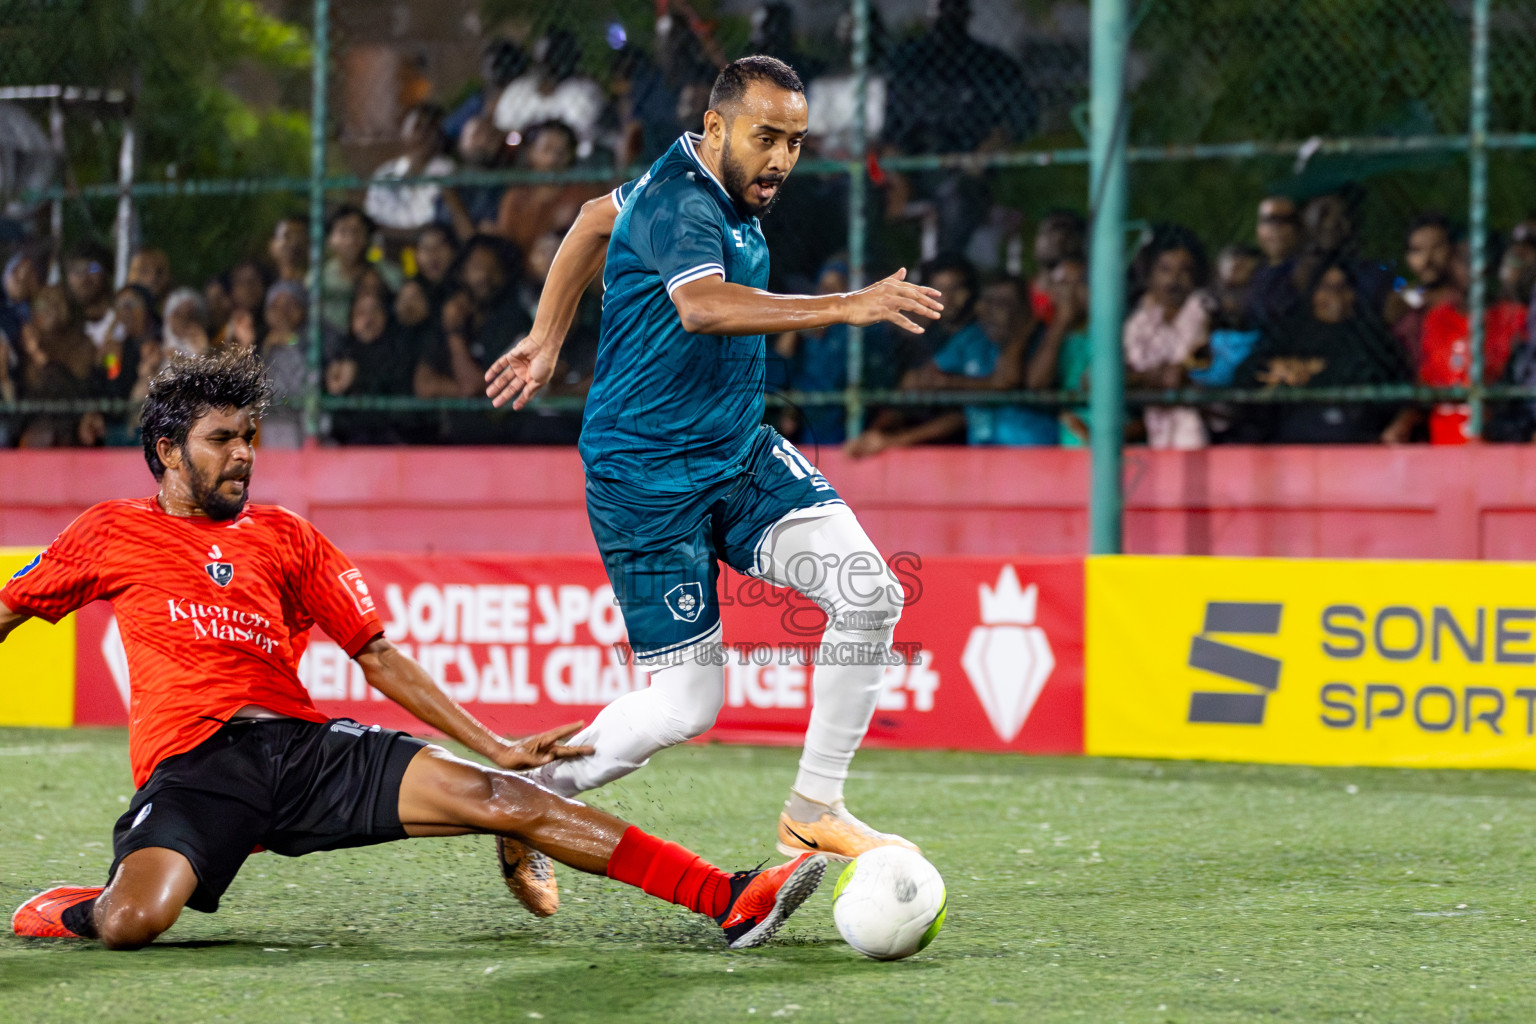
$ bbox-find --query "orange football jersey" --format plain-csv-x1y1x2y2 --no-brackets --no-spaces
1,498,383,786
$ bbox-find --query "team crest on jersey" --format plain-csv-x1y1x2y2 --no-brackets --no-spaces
205,562,235,587
665,582,705,623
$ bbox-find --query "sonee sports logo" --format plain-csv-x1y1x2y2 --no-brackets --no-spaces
1187,601,1283,725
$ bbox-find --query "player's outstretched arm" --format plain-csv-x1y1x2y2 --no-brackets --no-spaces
484,193,621,410
0,598,30,643
670,267,943,338
355,636,594,769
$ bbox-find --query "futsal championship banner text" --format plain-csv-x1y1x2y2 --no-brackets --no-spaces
67,554,1085,754
1086,556,1536,768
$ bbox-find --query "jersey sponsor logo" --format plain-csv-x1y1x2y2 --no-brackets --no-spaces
339,569,376,617
9,552,41,580
131,802,152,829
166,598,279,653
961,565,1056,742
730,227,745,249
205,561,235,587
665,582,705,623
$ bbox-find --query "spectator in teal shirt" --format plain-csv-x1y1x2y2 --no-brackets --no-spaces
903,274,1057,447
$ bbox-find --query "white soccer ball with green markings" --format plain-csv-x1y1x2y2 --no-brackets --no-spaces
831,846,947,961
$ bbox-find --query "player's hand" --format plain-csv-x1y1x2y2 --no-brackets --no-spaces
843,268,943,334
485,333,561,410
493,720,593,770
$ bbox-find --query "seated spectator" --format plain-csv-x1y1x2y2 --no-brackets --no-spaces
493,120,608,264
443,114,509,242
1234,262,1414,444
767,260,894,448
415,236,531,427
364,104,456,235
1030,210,1086,325
269,214,309,285
1024,256,1090,446
0,245,44,355
1390,213,1460,367
1486,241,1536,441
444,38,526,143
1124,227,1212,449
96,284,157,403
126,248,172,305
412,223,459,310
845,254,977,457
203,275,233,342
17,285,96,447
1189,244,1263,388
1418,239,1529,444
493,30,607,160
258,281,310,449
319,205,402,338
1255,196,1301,267
224,258,271,345
161,288,211,359
1249,188,1392,333
912,274,1055,446
64,242,114,349
327,288,420,445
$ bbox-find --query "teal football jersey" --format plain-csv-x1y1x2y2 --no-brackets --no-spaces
580,134,771,493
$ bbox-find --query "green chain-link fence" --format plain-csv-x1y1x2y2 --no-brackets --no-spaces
1,0,1534,500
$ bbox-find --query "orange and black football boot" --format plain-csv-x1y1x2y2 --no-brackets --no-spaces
12,886,102,939
714,853,827,949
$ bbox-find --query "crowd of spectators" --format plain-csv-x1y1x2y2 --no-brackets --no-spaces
2,2,1533,454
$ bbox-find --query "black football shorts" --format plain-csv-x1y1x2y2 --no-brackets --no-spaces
109,717,428,913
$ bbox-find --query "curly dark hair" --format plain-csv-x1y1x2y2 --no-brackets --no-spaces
140,351,272,480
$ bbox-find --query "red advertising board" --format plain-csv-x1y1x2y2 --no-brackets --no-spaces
72,554,1083,753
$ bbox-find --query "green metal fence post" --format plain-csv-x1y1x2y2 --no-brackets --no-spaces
1468,0,1490,439
305,0,330,444
843,0,870,443
1089,0,1128,554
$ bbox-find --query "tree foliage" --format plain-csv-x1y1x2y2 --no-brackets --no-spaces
0,0,312,281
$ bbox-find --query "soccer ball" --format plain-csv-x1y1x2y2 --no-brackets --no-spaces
831,846,947,961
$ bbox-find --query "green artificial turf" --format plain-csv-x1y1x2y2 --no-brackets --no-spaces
3,727,1536,1022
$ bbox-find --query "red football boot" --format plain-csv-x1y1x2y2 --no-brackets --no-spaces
12,886,102,938
714,853,827,949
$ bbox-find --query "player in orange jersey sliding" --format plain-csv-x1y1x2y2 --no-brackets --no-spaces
4,352,824,950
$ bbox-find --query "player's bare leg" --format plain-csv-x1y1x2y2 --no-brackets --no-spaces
395,745,826,947
12,848,198,948
758,507,920,861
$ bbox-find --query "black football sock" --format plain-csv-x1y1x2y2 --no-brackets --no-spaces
61,898,100,938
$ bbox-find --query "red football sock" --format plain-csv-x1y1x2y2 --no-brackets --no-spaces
605,826,732,918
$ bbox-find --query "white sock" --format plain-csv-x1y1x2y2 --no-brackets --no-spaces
755,507,903,807
525,640,725,798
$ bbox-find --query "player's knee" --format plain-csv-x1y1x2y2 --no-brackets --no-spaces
98,900,178,950
834,566,903,635
664,685,723,740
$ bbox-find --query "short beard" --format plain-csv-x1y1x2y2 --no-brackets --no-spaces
720,139,783,219
185,448,249,521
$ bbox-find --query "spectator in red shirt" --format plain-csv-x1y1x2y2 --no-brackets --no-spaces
1419,238,1531,444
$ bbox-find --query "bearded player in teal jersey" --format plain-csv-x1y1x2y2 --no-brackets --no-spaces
483,56,943,917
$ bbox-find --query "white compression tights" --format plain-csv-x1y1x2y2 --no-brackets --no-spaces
526,505,903,803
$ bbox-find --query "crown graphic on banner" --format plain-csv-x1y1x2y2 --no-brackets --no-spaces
979,564,1038,625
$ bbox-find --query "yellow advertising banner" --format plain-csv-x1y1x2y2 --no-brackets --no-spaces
0,547,75,727
1087,555,1536,768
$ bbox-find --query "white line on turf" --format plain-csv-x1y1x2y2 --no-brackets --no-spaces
0,744,93,756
